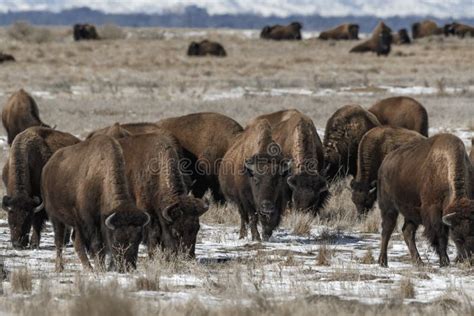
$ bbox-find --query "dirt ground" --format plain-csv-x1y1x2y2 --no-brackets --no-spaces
0,26,472,315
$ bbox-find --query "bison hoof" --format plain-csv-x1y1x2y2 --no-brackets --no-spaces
439,257,450,267
378,256,388,267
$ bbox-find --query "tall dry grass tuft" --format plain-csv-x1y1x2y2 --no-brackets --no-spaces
398,278,416,299
360,249,376,264
316,244,332,266
135,259,160,291
358,209,381,233
319,178,358,229
10,267,32,294
8,21,53,43
200,202,240,225
284,209,316,236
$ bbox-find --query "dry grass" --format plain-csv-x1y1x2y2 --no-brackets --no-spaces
359,209,381,233
7,21,53,43
98,24,127,40
284,209,316,236
201,202,240,225
398,278,416,299
10,267,32,294
316,244,332,266
360,249,376,264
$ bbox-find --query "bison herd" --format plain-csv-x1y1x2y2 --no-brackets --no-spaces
1,88,473,272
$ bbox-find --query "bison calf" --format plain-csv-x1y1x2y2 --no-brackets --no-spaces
378,134,474,267
260,22,302,40
41,135,150,272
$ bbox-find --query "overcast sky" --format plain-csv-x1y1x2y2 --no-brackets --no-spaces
1,0,472,18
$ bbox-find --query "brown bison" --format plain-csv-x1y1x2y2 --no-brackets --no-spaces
118,132,209,258
368,96,429,136
323,105,380,180
412,20,443,39
444,22,474,38
0,53,15,63
350,127,425,215
41,135,150,272
260,22,302,40
86,122,158,139
2,127,80,249
318,24,359,40
187,40,227,57
73,23,99,41
250,109,328,213
392,28,411,44
378,134,474,267
350,22,392,56
2,89,50,145
219,120,291,241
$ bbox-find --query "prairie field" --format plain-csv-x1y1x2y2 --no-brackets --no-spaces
0,26,472,315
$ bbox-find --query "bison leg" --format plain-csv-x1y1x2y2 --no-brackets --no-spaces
237,202,249,239
52,219,66,272
249,210,261,242
402,220,423,265
436,225,450,267
30,211,47,249
378,209,398,267
73,230,93,271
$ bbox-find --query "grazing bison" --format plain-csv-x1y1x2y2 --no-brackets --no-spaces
378,134,474,267
260,22,302,40
187,40,227,57
323,105,380,180
73,24,99,41
0,53,15,63
118,132,208,257
2,127,80,249
2,89,50,145
444,22,474,38
392,28,411,44
368,96,429,136
41,135,150,272
219,120,291,241
318,24,359,40
412,20,443,39
350,22,392,55
350,127,425,215
250,109,328,213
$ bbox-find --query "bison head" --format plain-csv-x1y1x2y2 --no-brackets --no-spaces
260,26,272,38
349,24,359,40
2,194,43,249
105,210,150,272
157,196,209,257
377,30,392,56
187,42,200,56
442,198,474,263
350,180,377,215
287,172,328,213
244,153,292,240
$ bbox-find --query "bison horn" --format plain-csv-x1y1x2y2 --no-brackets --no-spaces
105,212,117,230
142,212,151,227
322,164,331,176
319,186,329,194
442,213,457,227
162,203,180,223
281,160,292,175
369,187,377,194
33,201,44,213
287,176,296,189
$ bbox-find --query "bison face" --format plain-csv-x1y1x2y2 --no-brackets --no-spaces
105,210,150,272
443,200,474,262
187,42,200,56
350,180,377,215
158,196,209,257
349,25,359,40
2,195,43,249
245,154,292,240
287,172,328,213
377,31,392,56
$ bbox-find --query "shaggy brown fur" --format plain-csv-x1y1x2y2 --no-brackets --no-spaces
350,127,425,215
470,139,474,165
323,104,380,180
41,135,150,272
0,53,15,63
2,127,80,249
250,109,328,214
187,40,227,57
318,24,359,40
2,89,49,145
260,22,302,40
392,28,411,44
368,96,429,136
378,134,474,267
73,24,99,41
412,20,443,39
86,122,159,139
118,132,208,258
350,21,392,55
219,120,291,241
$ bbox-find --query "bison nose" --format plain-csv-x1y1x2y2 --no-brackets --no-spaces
261,200,274,210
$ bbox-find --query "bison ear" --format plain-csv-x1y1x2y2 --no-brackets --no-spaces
2,196,12,211
244,158,256,177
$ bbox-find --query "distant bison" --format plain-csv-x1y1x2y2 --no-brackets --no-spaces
219,120,291,241
378,134,474,267
444,22,474,38
42,135,150,272
412,20,443,39
368,96,429,136
73,24,99,41
0,53,15,63
250,109,328,213
350,127,425,215
2,127,80,249
350,22,392,56
2,89,50,145
318,24,359,40
392,28,411,44
323,104,380,180
118,132,208,258
260,22,302,40
187,40,227,57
